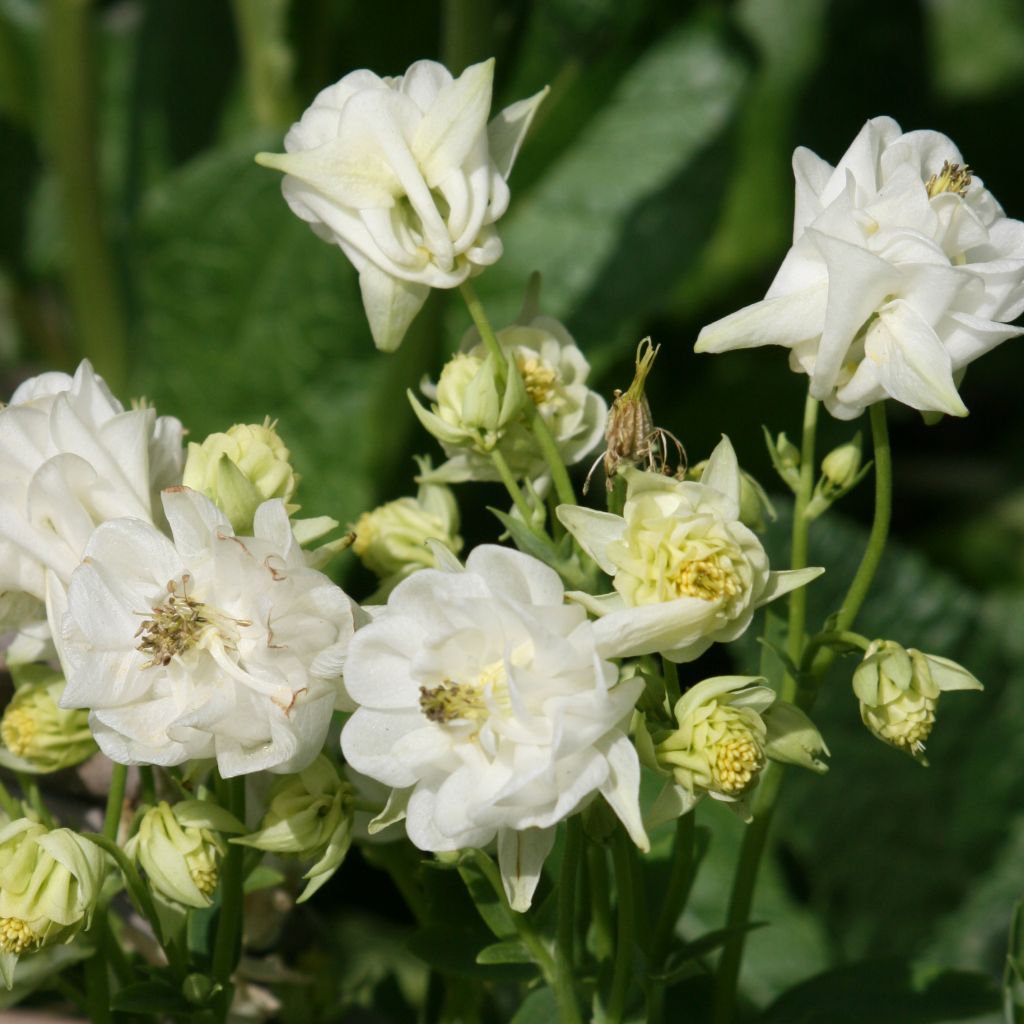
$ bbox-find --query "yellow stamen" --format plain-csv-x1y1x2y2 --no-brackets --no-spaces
925,160,972,199
712,736,764,795
0,917,41,955
0,707,35,758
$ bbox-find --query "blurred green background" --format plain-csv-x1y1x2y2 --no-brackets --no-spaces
4,0,1024,1018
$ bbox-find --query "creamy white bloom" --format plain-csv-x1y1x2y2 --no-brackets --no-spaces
58,488,361,777
558,437,822,662
0,361,184,640
412,303,607,484
257,59,547,351
696,117,1024,418
340,544,647,911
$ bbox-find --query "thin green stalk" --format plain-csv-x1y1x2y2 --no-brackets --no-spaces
806,402,891,688
44,0,128,390
229,0,297,129
663,659,681,710
0,777,20,817
139,765,157,806
16,772,55,826
460,280,505,364
442,0,492,72
589,843,614,962
607,830,636,1024
713,391,819,1024
83,925,113,1024
490,446,536,523
557,819,582,981
799,629,871,676
103,762,128,842
470,850,563,994
212,775,246,988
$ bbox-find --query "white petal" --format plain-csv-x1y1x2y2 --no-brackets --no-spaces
497,826,556,912
695,286,827,355
699,435,741,512
488,86,550,180
464,544,565,607
555,505,626,576
755,567,825,608
597,733,648,852
359,264,430,352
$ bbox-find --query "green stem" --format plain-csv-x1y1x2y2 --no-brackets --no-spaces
713,391,818,1024
799,629,871,675
441,0,492,72
470,850,563,994
460,280,504,364
607,830,636,1024
490,446,536,523
806,402,891,688
556,820,583,1010
212,775,246,989
83,926,113,1024
44,0,128,390
139,765,157,806
780,392,819,703
229,0,297,129
663,659,681,710
16,772,55,826
103,762,128,842
0,777,20,817
589,843,614,962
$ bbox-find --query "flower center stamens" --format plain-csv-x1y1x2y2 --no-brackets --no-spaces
925,160,972,199
0,707,35,758
516,354,559,406
136,575,212,668
419,660,509,726
0,917,41,955
711,734,764,795
670,557,741,602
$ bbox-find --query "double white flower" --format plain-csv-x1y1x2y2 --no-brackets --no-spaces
0,361,183,658
340,545,647,911
558,437,822,662
258,59,547,351
57,488,360,777
696,118,1024,419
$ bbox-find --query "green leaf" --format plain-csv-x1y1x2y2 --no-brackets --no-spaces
654,922,767,985
476,940,536,965
406,926,536,981
134,134,442,547
472,16,749,371
110,979,191,1015
243,863,285,894
759,961,1000,1024
511,987,559,1024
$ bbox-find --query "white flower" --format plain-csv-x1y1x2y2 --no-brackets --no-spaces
696,117,1024,419
257,59,548,351
340,544,647,911
412,299,607,484
58,488,361,777
0,360,184,620
558,437,822,662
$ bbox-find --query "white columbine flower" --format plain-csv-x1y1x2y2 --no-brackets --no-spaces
58,488,361,777
340,545,647,912
0,360,184,655
695,117,1024,419
257,59,548,351
558,437,823,662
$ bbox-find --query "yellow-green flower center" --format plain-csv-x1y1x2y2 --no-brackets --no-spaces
136,576,216,668
925,160,972,199
419,660,508,726
0,917,41,955
0,706,36,758
711,734,764,796
516,354,560,406
670,556,742,602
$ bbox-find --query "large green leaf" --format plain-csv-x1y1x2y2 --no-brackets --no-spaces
133,135,442,537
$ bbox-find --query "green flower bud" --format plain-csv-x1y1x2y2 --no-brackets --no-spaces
0,819,106,979
853,640,982,764
409,351,528,455
233,756,354,903
0,669,97,773
636,675,828,825
764,429,801,491
126,801,244,909
821,434,862,491
352,458,462,597
183,418,299,534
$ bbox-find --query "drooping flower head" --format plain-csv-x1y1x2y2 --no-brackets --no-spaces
696,118,1024,419
58,488,361,777
852,640,982,764
257,59,548,351
0,819,107,987
636,676,828,825
340,545,647,911
558,437,822,663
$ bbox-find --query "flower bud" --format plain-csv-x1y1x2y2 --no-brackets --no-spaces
126,801,244,909
636,675,828,826
852,640,982,763
0,668,97,773
688,460,776,533
0,819,106,978
821,434,863,492
352,458,462,597
765,429,801,491
183,418,298,534
233,756,354,902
